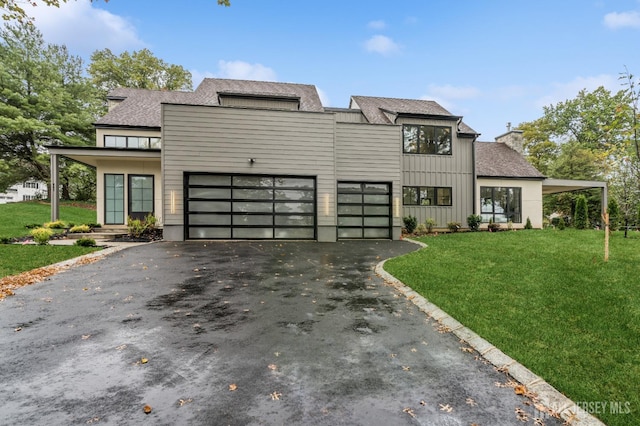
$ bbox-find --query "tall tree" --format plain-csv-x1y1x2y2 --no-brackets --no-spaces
0,23,100,192
88,48,193,93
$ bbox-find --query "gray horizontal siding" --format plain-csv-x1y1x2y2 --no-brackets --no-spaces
335,123,402,228
162,104,336,227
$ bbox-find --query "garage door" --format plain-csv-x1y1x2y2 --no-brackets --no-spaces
337,181,391,239
186,173,316,240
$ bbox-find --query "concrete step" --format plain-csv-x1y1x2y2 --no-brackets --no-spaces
66,232,127,240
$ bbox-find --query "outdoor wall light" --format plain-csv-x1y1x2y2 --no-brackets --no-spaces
324,193,330,216
170,190,176,214
394,197,400,218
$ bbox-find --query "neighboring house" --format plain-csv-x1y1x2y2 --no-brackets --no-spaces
47,78,606,241
0,180,47,204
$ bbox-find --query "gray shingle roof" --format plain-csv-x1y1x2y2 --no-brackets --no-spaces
475,142,545,179
96,79,324,127
350,96,478,134
194,79,324,112
96,89,196,128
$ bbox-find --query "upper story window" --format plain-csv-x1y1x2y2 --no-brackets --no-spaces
23,181,39,189
104,135,161,149
403,124,452,155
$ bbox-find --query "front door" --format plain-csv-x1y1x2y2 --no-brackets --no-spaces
128,175,154,221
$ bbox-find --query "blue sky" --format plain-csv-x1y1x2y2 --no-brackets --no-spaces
24,0,640,140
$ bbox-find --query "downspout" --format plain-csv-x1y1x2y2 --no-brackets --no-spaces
471,133,479,215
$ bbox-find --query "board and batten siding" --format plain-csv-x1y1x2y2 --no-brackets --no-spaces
335,122,403,232
161,104,337,236
398,117,475,228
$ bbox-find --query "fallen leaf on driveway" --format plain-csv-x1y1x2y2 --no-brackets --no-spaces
14,327,22,332
466,397,478,407
402,366,411,371
143,405,152,414
402,407,416,418
270,391,282,400
514,384,527,395
178,398,193,406
267,364,277,371
141,358,148,364
439,404,453,413
229,384,238,391
82,334,91,340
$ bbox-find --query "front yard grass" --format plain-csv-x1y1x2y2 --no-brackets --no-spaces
0,200,96,239
0,245,100,278
384,229,639,426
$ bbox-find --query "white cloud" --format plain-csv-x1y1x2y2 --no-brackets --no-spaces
535,74,619,108
216,60,277,81
603,10,640,29
364,35,401,55
367,20,386,30
25,0,144,55
420,84,480,112
190,70,216,88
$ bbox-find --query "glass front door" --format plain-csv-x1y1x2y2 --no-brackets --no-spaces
129,175,154,221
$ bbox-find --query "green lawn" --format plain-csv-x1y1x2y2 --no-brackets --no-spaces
0,201,99,279
0,201,96,239
385,229,639,426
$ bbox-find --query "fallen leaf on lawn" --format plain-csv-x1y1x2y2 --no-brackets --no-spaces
267,364,277,371
141,358,148,364
439,404,453,413
402,407,416,418
143,405,152,414
229,383,238,391
466,397,478,407
270,391,282,400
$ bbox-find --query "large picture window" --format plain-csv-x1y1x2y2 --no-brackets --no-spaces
104,135,161,149
403,186,452,206
403,125,452,155
480,187,522,223
105,174,124,224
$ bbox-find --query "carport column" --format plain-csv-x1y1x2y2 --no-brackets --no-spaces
50,153,59,222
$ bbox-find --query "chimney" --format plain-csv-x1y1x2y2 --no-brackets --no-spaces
495,129,524,154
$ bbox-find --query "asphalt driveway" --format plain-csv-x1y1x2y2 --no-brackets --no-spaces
1,241,562,425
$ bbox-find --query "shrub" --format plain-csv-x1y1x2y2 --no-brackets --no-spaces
127,213,158,238
557,217,566,230
414,223,428,236
507,220,514,230
607,198,620,231
574,195,589,229
69,224,91,233
30,227,54,245
24,223,41,229
447,221,461,232
487,219,501,232
425,218,437,234
88,222,102,229
74,237,97,247
44,220,67,229
525,217,533,229
403,215,417,234
0,237,12,244
467,214,482,232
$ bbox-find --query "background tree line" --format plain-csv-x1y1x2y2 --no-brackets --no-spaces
518,72,640,232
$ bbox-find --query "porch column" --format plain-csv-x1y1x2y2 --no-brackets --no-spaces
601,185,608,216
50,153,59,221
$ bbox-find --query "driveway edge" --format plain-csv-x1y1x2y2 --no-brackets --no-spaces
375,246,606,426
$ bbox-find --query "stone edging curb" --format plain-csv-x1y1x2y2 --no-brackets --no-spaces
375,239,606,426
48,242,148,271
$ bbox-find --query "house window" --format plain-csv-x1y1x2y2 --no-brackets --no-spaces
480,187,522,223
105,174,125,224
104,135,161,149
403,186,452,206
403,125,452,155
23,195,36,201
23,181,39,189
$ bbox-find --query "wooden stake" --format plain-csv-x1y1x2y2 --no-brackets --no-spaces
602,212,610,262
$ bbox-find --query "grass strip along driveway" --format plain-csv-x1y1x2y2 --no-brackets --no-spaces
384,229,639,426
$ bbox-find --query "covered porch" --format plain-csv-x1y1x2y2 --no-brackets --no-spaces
542,178,608,215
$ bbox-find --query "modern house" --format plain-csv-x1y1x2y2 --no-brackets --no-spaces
47,78,606,241
0,180,47,204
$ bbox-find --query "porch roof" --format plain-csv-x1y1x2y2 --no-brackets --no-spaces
46,146,160,167
542,178,607,195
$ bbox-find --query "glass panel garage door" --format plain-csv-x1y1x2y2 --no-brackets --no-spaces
186,173,316,240
337,182,391,239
